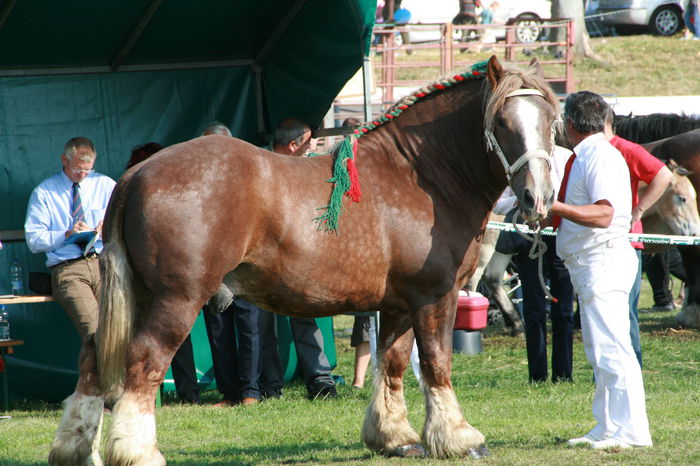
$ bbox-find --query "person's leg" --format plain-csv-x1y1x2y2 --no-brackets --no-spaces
258,310,284,398
351,316,371,388
51,259,100,341
684,3,694,36
232,298,261,402
289,317,336,398
628,249,643,367
202,306,239,403
546,238,574,382
645,251,673,309
571,249,651,446
667,247,687,282
169,334,200,403
513,251,548,382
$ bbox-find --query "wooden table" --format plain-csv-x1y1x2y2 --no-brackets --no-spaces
0,295,54,305
0,296,53,417
0,339,25,417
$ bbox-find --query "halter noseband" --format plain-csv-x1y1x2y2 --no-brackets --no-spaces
485,88,555,184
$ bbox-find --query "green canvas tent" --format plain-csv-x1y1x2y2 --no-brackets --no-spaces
0,0,376,402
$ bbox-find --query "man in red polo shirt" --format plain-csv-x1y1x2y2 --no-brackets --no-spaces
604,109,672,368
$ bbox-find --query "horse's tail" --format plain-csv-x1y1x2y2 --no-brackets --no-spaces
97,179,136,397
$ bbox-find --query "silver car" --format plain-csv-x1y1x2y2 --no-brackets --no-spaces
591,0,685,36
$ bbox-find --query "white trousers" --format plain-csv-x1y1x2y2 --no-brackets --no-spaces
564,244,652,446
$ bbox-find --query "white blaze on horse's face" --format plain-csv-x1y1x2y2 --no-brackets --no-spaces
495,93,555,221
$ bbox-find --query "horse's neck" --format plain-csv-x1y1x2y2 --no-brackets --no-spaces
371,85,505,212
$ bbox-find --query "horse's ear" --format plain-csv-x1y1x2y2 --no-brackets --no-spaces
528,57,544,77
668,158,693,176
486,55,504,90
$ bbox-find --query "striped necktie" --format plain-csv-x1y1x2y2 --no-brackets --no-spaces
71,182,95,254
72,182,85,224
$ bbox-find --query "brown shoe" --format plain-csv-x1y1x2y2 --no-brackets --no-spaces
213,399,235,407
239,397,258,405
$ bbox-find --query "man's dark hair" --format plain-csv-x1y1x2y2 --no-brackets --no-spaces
63,137,96,161
563,91,608,134
274,118,310,146
126,142,163,169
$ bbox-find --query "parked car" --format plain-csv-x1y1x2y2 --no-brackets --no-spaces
391,0,551,44
588,0,685,36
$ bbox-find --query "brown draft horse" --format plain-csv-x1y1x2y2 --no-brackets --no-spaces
48,56,558,465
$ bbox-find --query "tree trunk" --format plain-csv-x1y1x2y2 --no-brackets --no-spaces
551,0,604,62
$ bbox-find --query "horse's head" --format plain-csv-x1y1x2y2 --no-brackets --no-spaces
484,56,557,221
643,160,700,236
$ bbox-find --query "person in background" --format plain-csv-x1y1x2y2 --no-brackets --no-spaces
682,0,700,39
452,0,482,42
494,146,575,384
552,91,652,450
198,121,268,406
270,118,337,399
126,142,201,404
604,108,672,368
340,117,373,388
25,137,116,347
642,248,687,311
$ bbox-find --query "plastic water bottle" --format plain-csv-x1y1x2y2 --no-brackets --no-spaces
10,260,23,296
0,306,9,341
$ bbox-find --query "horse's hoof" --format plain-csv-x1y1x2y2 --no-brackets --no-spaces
467,444,491,459
387,443,428,458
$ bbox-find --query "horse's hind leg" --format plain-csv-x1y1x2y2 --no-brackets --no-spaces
105,299,198,466
362,313,424,457
49,337,105,466
416,304,488,458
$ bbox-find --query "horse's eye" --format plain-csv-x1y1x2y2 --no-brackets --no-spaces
496,117,507,128
678,196,687,204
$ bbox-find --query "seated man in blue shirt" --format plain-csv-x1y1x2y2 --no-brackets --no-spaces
25,137,116,342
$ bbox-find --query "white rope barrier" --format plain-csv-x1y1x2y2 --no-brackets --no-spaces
487,221,700,246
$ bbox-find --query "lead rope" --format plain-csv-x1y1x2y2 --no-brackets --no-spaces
510,209,557,303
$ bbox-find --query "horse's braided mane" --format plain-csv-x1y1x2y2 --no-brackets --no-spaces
351,60,489,138
614,113,700,144
317,59,558,232
347,59,558,141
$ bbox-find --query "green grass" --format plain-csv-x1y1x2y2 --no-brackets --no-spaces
1,280,698,464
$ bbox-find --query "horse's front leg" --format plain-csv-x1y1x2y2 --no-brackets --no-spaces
105,299,198,466
49,337,105,466
361,312,425,457
416,301,489,458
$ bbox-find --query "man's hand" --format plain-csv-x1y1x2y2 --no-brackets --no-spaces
631,206,644,226
65,221,92,238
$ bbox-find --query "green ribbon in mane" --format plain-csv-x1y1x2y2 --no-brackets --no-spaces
314,137,359,232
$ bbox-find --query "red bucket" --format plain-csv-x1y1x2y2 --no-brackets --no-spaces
454,290,488,330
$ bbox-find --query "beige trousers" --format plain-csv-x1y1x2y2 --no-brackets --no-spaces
51,256,101,341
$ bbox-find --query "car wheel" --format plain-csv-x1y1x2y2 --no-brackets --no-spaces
514,14,542,44
649,6,682,36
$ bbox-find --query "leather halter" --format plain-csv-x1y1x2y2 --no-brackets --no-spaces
484,88,554,184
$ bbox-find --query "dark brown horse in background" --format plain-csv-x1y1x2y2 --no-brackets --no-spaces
48,56,559,465
639,127,700,327
614,114,700,328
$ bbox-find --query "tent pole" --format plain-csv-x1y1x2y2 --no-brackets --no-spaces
362,56,372,122
254,66,267,145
